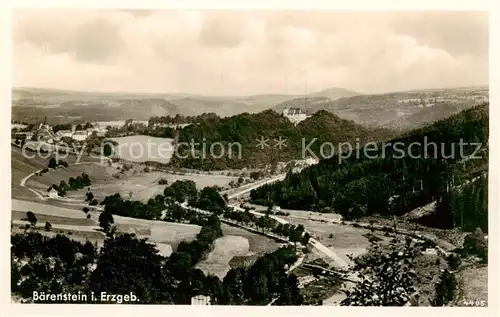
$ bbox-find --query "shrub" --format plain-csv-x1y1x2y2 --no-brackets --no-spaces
26,211,37,226
432,269,457,306
446,254,462,270
44,221,52,231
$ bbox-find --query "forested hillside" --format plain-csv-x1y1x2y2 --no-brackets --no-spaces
170,110,395,170
251,104,488,230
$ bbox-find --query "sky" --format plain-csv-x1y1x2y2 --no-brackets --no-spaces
12,10,489,95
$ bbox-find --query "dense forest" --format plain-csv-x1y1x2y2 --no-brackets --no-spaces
250,104,488,230
169,109,395,170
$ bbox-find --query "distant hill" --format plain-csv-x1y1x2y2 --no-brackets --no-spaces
12,86,487,129
11,87,302,123
169,109,396,170
272,96,332,114
272,87,359,114
165,94,300,117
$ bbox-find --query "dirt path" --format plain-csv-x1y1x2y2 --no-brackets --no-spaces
227,174,286,199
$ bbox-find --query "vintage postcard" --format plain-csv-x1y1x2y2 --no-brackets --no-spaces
2,3,497,316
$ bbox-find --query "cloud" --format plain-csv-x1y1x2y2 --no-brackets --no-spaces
12,10,488,95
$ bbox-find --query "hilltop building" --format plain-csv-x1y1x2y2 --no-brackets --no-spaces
282,107,310,125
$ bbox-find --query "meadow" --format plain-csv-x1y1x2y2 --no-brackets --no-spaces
109,135,174,164
196,235,252,278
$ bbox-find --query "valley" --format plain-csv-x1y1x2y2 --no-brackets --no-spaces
10,91,489,307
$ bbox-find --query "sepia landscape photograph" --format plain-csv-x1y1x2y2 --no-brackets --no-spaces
9,9,489,307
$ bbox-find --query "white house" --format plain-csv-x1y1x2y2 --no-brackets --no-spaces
71,131,88,141
282,107,308,125
191,295,211,305
48,187,59,199
57,130,73,138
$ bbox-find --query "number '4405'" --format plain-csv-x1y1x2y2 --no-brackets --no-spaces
463,299,486,307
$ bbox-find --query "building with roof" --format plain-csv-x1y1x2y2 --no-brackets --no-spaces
282,107,309,125
71,131,88,141
18,131,34,140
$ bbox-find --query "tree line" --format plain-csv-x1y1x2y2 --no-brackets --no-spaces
148,113,218,126
222,208,310,248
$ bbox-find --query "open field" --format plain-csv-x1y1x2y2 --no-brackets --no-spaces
11,223,106,242
11,147,102,200
11,199,281,265
249,204,343,223
12,199,88,219
64,171,166,202
27,163,114,193
196,235,252,279
11,199,201,247
221,224,281,254
110,135,174,164
11,147,52,200
154,243,174,257
12,145,239,204
64,170,238,202
11,213,178,258
24,162,238,203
